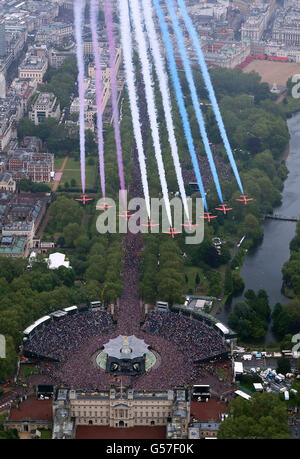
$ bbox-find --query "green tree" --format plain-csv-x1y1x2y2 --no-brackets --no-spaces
218,393,290,439
277,357,291,375
63,223,81,247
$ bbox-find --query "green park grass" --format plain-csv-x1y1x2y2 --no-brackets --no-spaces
183,266,209,295
54,157,65,170
39,429,52,439
64,157,80,169
23,366,38,378
61,157,97,187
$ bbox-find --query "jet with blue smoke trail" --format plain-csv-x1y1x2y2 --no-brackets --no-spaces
176,0,244,194
143,0,190,221
152,0,208,210
167,0,224,205
129,0,173,226
118,0,151,219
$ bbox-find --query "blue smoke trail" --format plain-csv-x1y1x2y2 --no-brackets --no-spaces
176,0,244,194
167,0,223,204
152,0,208,210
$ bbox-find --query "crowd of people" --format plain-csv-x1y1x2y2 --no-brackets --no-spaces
142,310,227,361
17,78,234,398
21,306,228,391
24,310,115,361
182,149,233,191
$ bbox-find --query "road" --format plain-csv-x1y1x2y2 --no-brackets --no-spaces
52,155,69,192
36,156,69,239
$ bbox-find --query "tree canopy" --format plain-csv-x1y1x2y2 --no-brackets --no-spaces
218,392,290,439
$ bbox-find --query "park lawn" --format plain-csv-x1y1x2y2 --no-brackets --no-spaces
62,168,96,187
64,157,80,169
64,157,97,170
23,366,38,378
54,157,65,170
39,429,52,439
61,157,97,187
183,266,210,295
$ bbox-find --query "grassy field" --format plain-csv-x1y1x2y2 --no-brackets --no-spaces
183,266,209,295
39,429,52,439
54,157,65,170
61,158,97,187
243,60,300,87
23,366,38,378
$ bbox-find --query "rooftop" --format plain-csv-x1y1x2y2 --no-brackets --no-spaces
47,252,70,270
190,398,227,422
8,397,52,422
76,425,166,439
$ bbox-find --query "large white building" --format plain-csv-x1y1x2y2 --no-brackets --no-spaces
272,8,300,47
29,92,61,125
18,55,48,83
241,0,276,42
51,386,190,438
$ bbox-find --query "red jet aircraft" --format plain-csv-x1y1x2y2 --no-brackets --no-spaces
118,210,135,220
215,203,233,215
75,194,93,205
142,218,159,229
163,226,181,238
236,194,253,205
200,212,218,223
182,219,199,230
97,201,113,211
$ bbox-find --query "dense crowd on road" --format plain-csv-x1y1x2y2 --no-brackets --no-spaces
183,150,233,191
142,310,227,361
21,306,228,392
23,310,115,361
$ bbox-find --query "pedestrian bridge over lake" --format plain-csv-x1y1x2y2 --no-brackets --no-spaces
264,214,300,222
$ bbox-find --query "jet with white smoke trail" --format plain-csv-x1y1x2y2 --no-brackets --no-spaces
167,0,224,204
129,0,172,226
73,0,86,194
118,0,151,219
143,0,190,221
176,0,244,194
90,0,105,199
152,0,208,210
104,0,126,201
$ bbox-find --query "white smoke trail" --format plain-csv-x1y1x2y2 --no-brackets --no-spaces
143,0,189,221
118,0,151,218
74,0,86,194
128,0,172,226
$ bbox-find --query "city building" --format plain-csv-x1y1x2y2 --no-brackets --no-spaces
67,387,190,435
9,78,38,117
0,95,21,151
49,48,75,69
0,172,15,192
0,21,6,58
0,234,29,258
241,0,276,42
0,191,49,254
272,7,300,47
7,150,54,183
4,396,53,436
189,396,227,439
35,22,73,47
18,55,48,83
29,92,61,126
